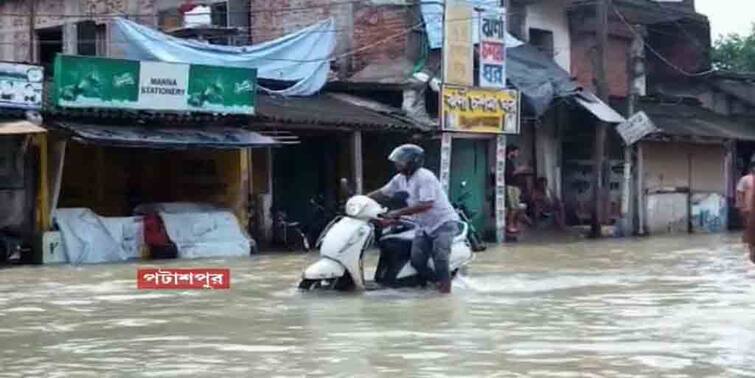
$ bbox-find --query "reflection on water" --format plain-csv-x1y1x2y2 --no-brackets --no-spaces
0,233,754,377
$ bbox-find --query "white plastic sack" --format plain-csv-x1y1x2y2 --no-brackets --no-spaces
159,211,250,259
55,208,144,264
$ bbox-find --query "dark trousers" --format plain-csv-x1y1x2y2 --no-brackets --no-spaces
410,221,456,284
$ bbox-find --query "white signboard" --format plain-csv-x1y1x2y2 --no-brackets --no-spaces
478,9,506,89
0,63,43,110
138,62,190,111
616,111,658,145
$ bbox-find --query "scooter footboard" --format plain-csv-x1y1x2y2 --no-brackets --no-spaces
375,238,412,285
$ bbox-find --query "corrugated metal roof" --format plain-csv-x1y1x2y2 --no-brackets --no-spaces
53,122,280,149
255,93,429,131
705,76,755,108
507,42,626,122
641,100,755,141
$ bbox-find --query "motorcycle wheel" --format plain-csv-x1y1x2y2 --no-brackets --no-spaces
298,279,319,290
298,278,340,290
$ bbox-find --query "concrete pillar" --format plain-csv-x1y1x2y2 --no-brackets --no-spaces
256,148,274,245
47,138,66,221
62,23,77,55
637,142,646,235
440,133,453,193
495,134,507,243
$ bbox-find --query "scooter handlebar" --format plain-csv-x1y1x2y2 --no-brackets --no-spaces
373,215,417,228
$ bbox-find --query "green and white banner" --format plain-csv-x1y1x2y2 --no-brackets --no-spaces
54,55,256,115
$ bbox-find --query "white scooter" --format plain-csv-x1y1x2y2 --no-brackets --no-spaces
298,195,474,291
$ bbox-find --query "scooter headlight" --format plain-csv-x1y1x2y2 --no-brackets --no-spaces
346,202,363,217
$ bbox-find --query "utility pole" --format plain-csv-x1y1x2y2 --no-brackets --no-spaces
590,0,610,238
625,24,646,236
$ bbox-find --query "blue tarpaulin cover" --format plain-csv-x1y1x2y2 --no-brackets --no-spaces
112,17,336,96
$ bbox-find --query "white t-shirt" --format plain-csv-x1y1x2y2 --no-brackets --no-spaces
381,168,459,233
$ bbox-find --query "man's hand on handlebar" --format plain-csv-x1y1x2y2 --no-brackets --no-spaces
378,211,422,229
376,218,396,228
385,210,402,220
376,210,402,227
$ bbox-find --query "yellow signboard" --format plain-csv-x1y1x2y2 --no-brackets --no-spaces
443,1,474,86
440,85,520,134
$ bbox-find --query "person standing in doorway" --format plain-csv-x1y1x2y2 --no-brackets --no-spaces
736,158,755,264
368,144,460,293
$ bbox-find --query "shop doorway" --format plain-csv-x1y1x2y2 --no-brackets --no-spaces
271,135,347,229
58,142,248,219
449,139,489,235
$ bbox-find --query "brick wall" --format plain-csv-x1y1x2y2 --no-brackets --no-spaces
0,0,35,62
249,0,413,76
1,0,414,76
646,21,710,85
569,4,711,100
250,0,338,43
351,4,411,73
571,33,631,98
0,0,156,63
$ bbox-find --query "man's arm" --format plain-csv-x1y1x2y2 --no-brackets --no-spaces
367,189,388,202
369,174,399,201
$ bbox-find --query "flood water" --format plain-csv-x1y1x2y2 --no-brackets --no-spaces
1,233,754,377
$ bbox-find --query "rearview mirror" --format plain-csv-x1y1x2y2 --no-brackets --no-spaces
339,178,350,193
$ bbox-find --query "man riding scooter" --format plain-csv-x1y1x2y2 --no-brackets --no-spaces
368,144,460,294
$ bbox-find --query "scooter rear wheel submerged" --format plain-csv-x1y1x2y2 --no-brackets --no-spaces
298,274,355,291
298,279,335,290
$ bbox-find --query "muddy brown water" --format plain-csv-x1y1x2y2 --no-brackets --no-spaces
0,233,753,377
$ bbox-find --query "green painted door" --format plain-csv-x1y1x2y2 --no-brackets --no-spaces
272,137,339,223
272,142,320,223
449,139,489,234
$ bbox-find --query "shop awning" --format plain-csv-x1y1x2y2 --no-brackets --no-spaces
574,92,627,124
640,100,755,141
0,120,46,135
507,42,626,123
255,93,431,131
54,122,280,149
